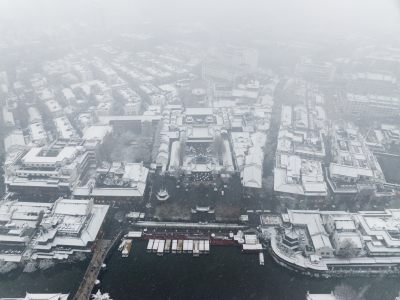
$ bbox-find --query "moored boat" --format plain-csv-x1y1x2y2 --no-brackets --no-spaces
147,239,154,252
177,240,183,253
157,240,165,256
122,240,132,258
171,240,177,253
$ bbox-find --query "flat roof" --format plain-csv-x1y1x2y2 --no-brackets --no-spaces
185,107,213,116
82,125,112,141
22,146,79,165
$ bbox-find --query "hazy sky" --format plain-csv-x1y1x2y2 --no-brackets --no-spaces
0,0,399,38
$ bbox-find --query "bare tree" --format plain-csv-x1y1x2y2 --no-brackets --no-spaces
337,238,359,258
334,284,364,300
134,144,151,163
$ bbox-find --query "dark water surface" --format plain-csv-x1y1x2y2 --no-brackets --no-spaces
1,241,399,300
99,241,400,300
0,261,87,297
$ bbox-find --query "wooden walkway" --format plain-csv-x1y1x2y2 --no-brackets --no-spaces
73,232,122,300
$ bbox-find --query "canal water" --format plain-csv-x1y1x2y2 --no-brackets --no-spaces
1,241,399,300
0,261,87,297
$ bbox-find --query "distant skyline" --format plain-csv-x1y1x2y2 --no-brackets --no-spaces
0,0,399,38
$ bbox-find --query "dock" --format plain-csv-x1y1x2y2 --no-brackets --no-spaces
145,239,210,256
73,231,122,300
133,221,247,230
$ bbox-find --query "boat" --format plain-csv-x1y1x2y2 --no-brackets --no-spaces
205,240,210,254
153,240,159,252
157,240,165,256
199,240,205,253
122,240,132,257
259,252,265,266
118,239,127,251
193,240,200,257
188,240,193,253
165,239,171,253
177,240,183,253
171,240,177,253
147,239,154,252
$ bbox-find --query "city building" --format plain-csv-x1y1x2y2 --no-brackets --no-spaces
154,104,271,190
31,198,109,260
202,46,258,83
0,198,108,262
340,93,400,118
73,162,149,203
27,106,43,124
274,153,328,200
45,99,63,118
326,123,394,200
82,125,113,149
277,105,326,160
365,123,400,154
28,122,48,146
97,115,161,135
267,209,400,275
4,130,26,153
54,116,78,140
274,103,328,201
2,107,15,127
4,139,94,197
295,57,336,83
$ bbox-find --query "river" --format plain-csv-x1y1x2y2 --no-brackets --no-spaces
1,241,399,300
